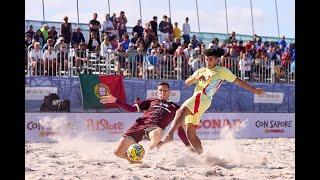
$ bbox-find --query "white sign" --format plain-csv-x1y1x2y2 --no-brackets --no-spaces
146,90,181,102
25,87,58,100
25,113,294,142
254,92,284,104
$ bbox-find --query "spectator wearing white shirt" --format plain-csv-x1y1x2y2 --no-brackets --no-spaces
102,13,114,36
42,45,57,76
29,42,44,75
182,17,191,45
238,51,252,81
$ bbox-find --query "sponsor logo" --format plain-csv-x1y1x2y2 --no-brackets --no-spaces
255,120,292,128
94,83,110,99
85,119,124,133
197,119,244,129
27,121,78,137
255,120,292,134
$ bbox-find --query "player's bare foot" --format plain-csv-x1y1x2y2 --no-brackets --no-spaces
156,135,173,149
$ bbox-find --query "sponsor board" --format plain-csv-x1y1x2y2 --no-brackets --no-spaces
25,87,58,100
26,113,294,142
146,90,181,102
254,92,284,104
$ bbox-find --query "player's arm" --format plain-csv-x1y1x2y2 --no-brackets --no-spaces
100,95,137,112
185,69,206,86
233,78,264,95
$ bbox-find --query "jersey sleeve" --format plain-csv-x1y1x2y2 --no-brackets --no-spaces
135,99,153,112
219,67,237,82
190,68,201,78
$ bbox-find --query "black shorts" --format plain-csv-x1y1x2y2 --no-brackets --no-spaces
123,122,159,143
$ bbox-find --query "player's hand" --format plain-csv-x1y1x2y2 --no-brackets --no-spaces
197,75,206,82
100,95,117,104
254,88,264,95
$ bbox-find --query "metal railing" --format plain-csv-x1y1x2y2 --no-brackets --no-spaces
26,49,295,84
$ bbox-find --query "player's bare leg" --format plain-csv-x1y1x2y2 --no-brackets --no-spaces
185,123,203,154
157,106,193,148
113,136,135,162
148,127,164,150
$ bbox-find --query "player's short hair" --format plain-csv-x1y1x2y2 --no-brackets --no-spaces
158,82,170,88
205,48,224,57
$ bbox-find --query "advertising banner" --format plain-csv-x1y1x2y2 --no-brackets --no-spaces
25,87,58,100
25,113,294,142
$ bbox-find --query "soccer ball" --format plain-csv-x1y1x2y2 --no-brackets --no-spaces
127,144,145,162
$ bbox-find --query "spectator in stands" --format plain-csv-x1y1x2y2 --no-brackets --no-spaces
184,43,195,60
74,42,88,72
132,19,144,38
88,31,101,51
34,29,45,47
71,26,86,48
149,16,158,40
116,11,128,41
281,48,291,67
126,43,138,77
29,42,44,75
121,34,131,51
238,51,252,81
48,26,58,43
25,34,33,48
25,25,35,39
39,24,50,42
168,17,173,41
89,13,102,42
228,31,237,43
253,34,262,44
136,47,145,78
267,46,278,60
146,49,160,78
56,43,69,73
279,35,287,48
143,22,153,40
100,35,112,56
159,15,170,43
43,45,57,76
169,37,181,55
188,47,203,73
114,43,127,73
173,22,181,40
102,13,114,36
27,39,37,52
182,17,191,45
42,36,55,51
110,12,118,29
60,16,72,46
54,36,67,52
236,40,245,55
131,32,139,45
109,35,119,51
190,35,200,49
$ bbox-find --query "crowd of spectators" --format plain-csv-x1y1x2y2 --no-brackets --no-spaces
25,11,295,82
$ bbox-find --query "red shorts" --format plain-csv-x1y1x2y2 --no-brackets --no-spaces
123,121,159,143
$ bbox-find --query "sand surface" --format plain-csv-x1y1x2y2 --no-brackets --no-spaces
25,137,294,180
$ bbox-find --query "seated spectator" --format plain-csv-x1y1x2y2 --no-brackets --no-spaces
42,36,55,51
131,32,139,44
88,31,101,51
72,26,86,48
190,34,200,49
121,34,130,50
74,42,88,72
25,34,33,48
188,47,203,73
100,35,112,56
42,45,57,76
281,48,291,67
48,26,58,43
54,37,67,52
34,29,45,47
110,35,119,51
184,43,195,60
29,42,44,75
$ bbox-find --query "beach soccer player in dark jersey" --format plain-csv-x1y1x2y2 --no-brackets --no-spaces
100,82,191,163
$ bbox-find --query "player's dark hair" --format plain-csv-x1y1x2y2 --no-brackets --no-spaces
205,48,224,57
158,82,170,88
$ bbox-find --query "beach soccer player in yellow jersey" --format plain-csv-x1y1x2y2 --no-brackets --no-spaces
156,48,264,154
